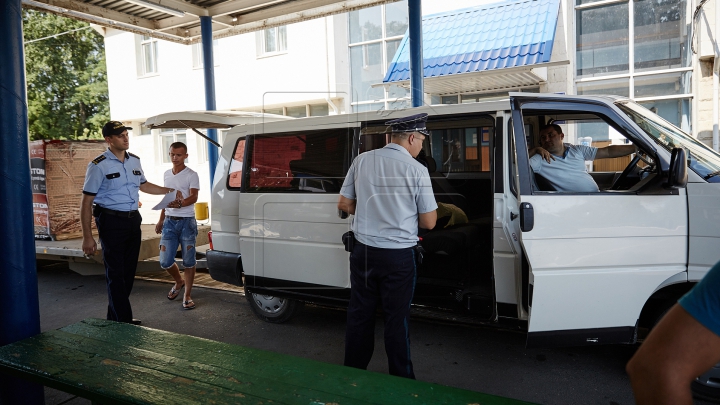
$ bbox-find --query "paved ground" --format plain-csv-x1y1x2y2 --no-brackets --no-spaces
36,262,713,405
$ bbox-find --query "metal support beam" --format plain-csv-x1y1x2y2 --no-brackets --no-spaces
200,16,219,186
0,0,44,402
408,0,423,107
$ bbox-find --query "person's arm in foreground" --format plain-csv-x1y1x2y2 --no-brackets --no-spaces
595,144,636,159
626,304,720,405
139,181,173,195
80,194,96,255
418,210,437,230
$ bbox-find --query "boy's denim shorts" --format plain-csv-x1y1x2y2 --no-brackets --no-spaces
159,217,198,269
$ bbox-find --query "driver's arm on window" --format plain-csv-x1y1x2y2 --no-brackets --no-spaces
595,144,637,159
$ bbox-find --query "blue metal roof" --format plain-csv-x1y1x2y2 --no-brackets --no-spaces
383,0,560,83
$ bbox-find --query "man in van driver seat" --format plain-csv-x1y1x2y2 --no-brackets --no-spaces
529,124,636,192
337,113,437,379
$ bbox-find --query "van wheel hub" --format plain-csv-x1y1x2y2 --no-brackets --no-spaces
251,294,286,314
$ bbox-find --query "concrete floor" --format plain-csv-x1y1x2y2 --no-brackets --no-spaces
35,262,714,405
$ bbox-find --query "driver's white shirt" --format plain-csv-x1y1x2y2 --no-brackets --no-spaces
530,143,599,192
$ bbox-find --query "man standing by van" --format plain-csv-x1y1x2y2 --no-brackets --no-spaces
337,113,437,379
81,121,175,324
155,142,200,310
529,124,636,192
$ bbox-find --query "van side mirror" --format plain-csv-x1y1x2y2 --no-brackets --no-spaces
664,147,687,189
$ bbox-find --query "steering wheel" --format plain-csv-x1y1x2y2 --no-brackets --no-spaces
609,153,641,190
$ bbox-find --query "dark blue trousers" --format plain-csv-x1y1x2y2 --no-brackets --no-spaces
344,241,417,379
95,213,142,323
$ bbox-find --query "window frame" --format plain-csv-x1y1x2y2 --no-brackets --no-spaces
158,129,188,164
572,0,694,133
257,26,288,58
139,35,159,76
348,2,410,111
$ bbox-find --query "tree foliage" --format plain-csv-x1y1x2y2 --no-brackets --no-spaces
23,10,109,140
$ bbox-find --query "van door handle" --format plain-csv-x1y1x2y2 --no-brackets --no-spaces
510,211,518,221
520,203,534,232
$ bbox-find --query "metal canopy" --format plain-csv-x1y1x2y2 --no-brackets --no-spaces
22,0,400,44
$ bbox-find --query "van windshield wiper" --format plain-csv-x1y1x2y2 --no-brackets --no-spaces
703,170,720,180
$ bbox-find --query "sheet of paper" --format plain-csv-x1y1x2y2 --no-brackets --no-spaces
152,192,177,210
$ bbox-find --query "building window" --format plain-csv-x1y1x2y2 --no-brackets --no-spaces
159,129,187,164
286,106,307,118
140,35,158,75
257,26,287,56
192,40,219,69
349,1,410,112
574,0,692,132
309,104,329,116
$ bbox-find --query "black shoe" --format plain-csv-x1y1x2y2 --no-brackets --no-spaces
130,319,141,325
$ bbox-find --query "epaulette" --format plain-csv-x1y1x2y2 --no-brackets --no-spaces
128,152,140,159
91,155,106,165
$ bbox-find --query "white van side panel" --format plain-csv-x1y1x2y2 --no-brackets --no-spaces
523,193,687,333
238,193,350,288
687,182,720,281
493,195,520,305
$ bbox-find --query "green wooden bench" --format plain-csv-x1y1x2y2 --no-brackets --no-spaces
0,318,534,404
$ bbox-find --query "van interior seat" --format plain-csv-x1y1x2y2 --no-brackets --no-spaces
423,156,468,213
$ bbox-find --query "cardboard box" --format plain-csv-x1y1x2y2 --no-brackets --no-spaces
31,140,107,240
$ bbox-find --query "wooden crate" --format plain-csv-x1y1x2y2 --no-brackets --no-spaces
31,140,106,241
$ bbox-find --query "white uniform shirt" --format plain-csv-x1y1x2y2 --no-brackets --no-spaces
163,166,200,217
340,143,438,249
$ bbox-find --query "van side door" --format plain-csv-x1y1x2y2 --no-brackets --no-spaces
509,95,688,348
237,127,356,292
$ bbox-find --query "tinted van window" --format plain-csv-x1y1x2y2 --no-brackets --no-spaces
245,129,352,192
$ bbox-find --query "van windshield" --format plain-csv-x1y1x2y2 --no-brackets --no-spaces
617,101,720,182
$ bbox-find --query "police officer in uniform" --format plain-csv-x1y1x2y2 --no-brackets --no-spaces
338,113,437,379
81,121,175,324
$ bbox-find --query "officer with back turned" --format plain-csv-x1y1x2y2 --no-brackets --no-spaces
337,113,438,379
80,121,176,325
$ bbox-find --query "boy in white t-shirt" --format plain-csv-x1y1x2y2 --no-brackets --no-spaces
155,142,200,309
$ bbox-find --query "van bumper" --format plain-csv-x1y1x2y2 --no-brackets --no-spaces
206,250,244,287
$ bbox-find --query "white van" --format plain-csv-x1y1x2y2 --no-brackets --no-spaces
147,93,720,349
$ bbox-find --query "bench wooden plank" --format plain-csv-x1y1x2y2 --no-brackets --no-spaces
0,318,535,405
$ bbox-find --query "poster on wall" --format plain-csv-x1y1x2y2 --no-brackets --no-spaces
30,141,50,239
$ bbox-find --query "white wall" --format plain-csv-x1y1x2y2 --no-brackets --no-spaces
104,16,349,223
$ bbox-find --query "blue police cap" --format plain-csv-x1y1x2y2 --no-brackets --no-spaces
385,113,429,136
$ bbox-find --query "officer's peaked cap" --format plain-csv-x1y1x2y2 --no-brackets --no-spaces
385,113,429,136
102,121,132,137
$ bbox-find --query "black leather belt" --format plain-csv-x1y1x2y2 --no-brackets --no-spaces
95,206,139,218
167,216,190,220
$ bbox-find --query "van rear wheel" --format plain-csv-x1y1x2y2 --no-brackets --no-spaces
245,289,303,323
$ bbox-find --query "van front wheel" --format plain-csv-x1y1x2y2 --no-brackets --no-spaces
245,289,303,323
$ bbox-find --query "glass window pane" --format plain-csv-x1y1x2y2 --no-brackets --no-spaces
309,104,329,116
286,106,307,118
161,136,173,163
247,130,350,192
387,98,410,111
441,95,458,104
634,0,689,71
143,43,154,74
264,108,284,116
350,43,385,102
386,39,402,69
278,26,287,51
576,78,630,97
385,0,409,37
576,3,629,77
264,28,276,53
228,139,245,188
349,6,382,43
634,71,692,98
638,98,692,132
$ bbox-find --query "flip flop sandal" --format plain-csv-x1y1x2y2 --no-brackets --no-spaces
183,300,196,310
167,283,184,300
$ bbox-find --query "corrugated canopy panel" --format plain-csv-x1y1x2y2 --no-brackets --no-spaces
383,0,560,83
